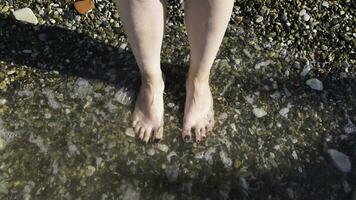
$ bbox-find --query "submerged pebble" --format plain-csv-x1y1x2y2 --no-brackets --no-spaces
125,128,135,138
327,149,351,173
165,163,179,182
13,8,38,25
253,108,267,118
306,78,324,91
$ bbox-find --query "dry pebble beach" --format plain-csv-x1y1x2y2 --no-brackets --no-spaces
0,0,355,199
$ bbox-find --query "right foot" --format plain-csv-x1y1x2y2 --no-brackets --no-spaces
132,74,164,143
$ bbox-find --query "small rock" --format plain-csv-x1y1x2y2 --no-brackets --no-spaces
344,119,356,134
327,149,351,173
38,33,48,41
253,108,267,118
218,113,228,121
17,90,33,97
279,107,290,118
322,1,330,8
254,60,275,70
165,164,179,182
300,64,313,77
114,88,133,106
219,150,232,168
146,148,155,156
74,78,92,99
166,151,177,162
303,14,311,21
299,9,307,16
13,8,38,25
242,49,253,59
74,0,95,15
42,89,61,109
125,128,135,138
255,16,263,23
22,49,32,54
85,165,96,176
157,144,169,153
306,78,323,91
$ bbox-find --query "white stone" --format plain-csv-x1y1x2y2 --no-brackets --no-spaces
255,16,263,23
303,14,311,21
254,60,275,70
306,78,323,91
13,8,38,25
157,144,169,152
253,108,267,118
299,9,307,16
327,149,351,173
322,1,330,8
125,128,135,138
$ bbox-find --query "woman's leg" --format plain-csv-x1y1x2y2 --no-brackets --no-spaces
115,0,167,143
183,0,234,142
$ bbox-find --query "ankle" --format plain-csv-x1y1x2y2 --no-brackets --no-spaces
186,75,210,86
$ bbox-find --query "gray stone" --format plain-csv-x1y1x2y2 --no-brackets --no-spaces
253,108,267,118
114,88,133,106
306,78,323,91
165,164,179,182
73,78,92,99
157,144,169,153
125,128,135,138
255,16,263,23
254,60,275,70
327,149,351,173
322,1,330,8
13,8,38,25
344,119,356,134
42,89,61,109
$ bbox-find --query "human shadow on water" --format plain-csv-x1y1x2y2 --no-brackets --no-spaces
1,15,356,200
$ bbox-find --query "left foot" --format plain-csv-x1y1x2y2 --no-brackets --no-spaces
182,78,215,142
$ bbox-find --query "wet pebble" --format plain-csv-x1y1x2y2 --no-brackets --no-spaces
42,89,61,109
13,8,38,25
125,128,135,138
146,148,155,156
165,163,179,182
306,78,323,91
255,16,263,23
344,119,356,134
114,88,133,106
157,144,169,153
85,165,96,176
322,1,330,8
253,108,267,118
254,60,275,70
74,78,92,99
327,149,351,173
219,150,232,168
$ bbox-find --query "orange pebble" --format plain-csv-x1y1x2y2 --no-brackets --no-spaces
74,0,95,15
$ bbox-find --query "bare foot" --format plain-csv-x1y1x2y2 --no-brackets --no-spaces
182,78,215,142
132,75,164,143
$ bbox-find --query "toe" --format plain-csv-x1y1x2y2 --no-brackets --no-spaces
153,126,163,143
194,127,201,142
182,128,192,142
143,128,153,143
133,122,141,135
201,127,207,140
132,118,139,127
138,127,145,140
